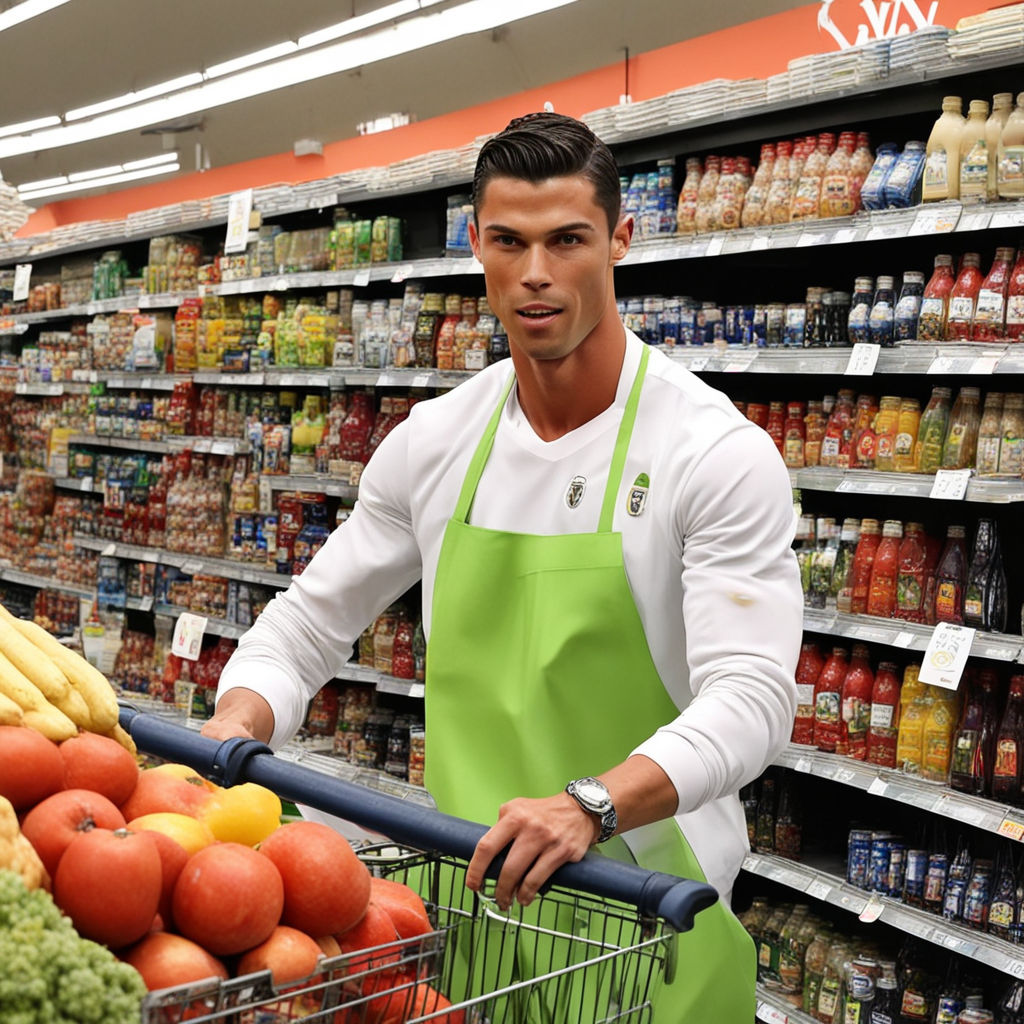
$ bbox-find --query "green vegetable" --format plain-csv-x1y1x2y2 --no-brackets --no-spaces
0,869,145,1023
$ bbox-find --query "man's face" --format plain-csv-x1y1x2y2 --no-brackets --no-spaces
469,174,631,362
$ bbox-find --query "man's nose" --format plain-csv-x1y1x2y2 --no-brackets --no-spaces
520,244,552,290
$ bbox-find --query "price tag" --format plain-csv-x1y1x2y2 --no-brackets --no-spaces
210,440,234,455
138,595,154,612
919,622,976,689
844,343,880,376
723,352,757,372
940,932,962,950
311,192,338,211
835,479,857,493
832,227,859,244
464,349,487,371
101,543,117,556
807,879,832,901
990,209,1024,230
868,777,888,796
391,264,415,284
859,895,885,923
12,263,31,302
756,1001,789,1024
80,476,93,492
749,234,770,251
998,819,1024,842
797,230,828,247
1008,960,1024,979
795,756,813,773
705,235,725,257
929,468,972,500
375,372,401,387
411,373,433,388
928,355,953,374
352,268,371,288
893,631,917,649
687,355,709,372
408,682,425,699
171,612,208,661
909,205,961,235
968,356,1000,374
959,210,992,233
866,221,907,241
180,559,203,575
224,189,254,254
835,767,857,784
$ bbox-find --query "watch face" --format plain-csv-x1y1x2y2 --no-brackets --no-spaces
575,780,608,805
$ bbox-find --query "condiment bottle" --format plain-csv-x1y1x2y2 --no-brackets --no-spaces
814,646,848,753
894,271,925,342
792,132,832,220
372,606,398,674
847,277,874,345
816,939,851,1024
693,155,720,234
849,518,881,616
924,96,966,201
921,687,960,783
819,131,856,218
850,131,874,209
997,393,1024,476
792,641,824,745
884,139,929,208
765,141,793,225
832,517,861,613
783,401,807,468
975,392,1005,476
868,275,896,347
986,93,1014,200
804,399,827,466
946,253,983,340
873,396,901,472
802,926,834,1017
916,386,953,475
987,858,1017,941
867,661,901,768
774,784,802,861
754,775,778,855
850,393,880,469
973,246,1015,341
918,254,956,341
992,675,1024,805
821,389,856,468
896,665,932,774
1006,249,1024,339
809,518,838,610
893,397,922,472
867,520,902,618
837,642,874,759
861,143,900,210
964,519,998,630
870,961,900,1024
740,144,774,229
894,522,929,623
939,386,980,470
712,157,744,231
959,98,991,203
766,400,785,452
950,669,998,795
934,524,968,625
675,157,702,235
997,92,1024,200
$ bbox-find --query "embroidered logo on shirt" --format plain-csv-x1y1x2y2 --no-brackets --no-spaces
566,475,587,509
627,473,650,516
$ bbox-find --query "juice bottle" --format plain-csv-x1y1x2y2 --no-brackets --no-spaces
837,643,874,759
997,92,1024,199
946,253,983,340
992,675,1024,805
873,396,900,472
792,641,825,745
997,393,1024,475
783,401,807,468
850,394,879,469
986,93,1014,200
923,96,966,201
804,399,827,466
867,520,902,618
867,276,896,347
939,386,980,470
892,397,922,472
958,98,991,203
917,254,956,341
894,522,929,623
975,392,1004,476
814,646,848,753
894,271,925,342
1006,249,1024,340
973,246,1015,341
934,524,968,625
675,157,702,235
820,389,855,468
867,661,901,768
921,687,960,783
915,386,952,474
832,517,861,613
896,665,932,775
849,518,881,615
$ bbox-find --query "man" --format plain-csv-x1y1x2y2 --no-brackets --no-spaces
204,112,802,1021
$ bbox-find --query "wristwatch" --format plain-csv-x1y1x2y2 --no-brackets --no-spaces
565,776,617,843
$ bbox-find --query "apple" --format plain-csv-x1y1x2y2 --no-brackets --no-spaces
120,768,214,821
54,828,162,949
0,725,64,811
259,821,370,936
237,925,324,988
59,731,139,806
21,788,126,877
172,842,284,956
121,931,228,991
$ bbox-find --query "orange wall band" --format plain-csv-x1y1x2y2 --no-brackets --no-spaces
18,0,995,237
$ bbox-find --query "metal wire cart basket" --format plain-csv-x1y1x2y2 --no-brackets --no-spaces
120,706,718,1023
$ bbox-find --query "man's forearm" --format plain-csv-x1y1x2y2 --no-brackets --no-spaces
201,687,276,743
599,753,679,834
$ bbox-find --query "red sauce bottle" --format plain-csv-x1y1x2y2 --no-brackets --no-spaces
766,401,786,453
783,401,807,468
339,391,375,463
866,661,901,768
934,524,968,624
918,254,956,341
866,520,903,618
849,518,881,615
893,522,928,623
992,675,1024,806
820,389,856,468
837,643,874,759
973,246,1016,341
946,252,983,340
792,642,825,745
1005,248,1024,340
814,647,849,753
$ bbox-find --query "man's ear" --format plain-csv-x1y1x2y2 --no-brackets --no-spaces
469,219,482,262
610,214,633,265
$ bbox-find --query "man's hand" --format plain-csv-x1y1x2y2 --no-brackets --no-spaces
465,791,599,910
200,688,275,744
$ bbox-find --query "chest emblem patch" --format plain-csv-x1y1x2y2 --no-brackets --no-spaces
566,475,587,509
627,473,650,516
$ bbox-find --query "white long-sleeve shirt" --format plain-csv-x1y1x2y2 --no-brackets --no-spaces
217,329,803,896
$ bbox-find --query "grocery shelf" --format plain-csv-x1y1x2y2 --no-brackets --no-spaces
262,474,359,500
96,372,190,392
793,467,1024,504
742,851,1024,979
13,381,92,396
162,435,251,455
53,476,103,493
5,291,197,324
773,745,1024,840
67,432,171,455
755,987,816,1024
338,660,424,698
0,565,94,600
802,607,1023,663
122,598,250,639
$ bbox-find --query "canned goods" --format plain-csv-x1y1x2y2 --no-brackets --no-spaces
868,832,894,893
847,829,872,889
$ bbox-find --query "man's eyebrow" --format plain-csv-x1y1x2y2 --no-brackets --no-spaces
483,221,597,234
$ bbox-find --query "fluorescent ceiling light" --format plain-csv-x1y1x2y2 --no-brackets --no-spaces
122,151,178,171
0,0,581,160
0,114,61,139
17,173,67,191
205,41,299,79
296,0,420,48
66,73,204,122
0,0,69,33
18,162,181,202
68,164,121,182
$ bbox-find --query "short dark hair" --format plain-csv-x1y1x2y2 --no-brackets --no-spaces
472,112,621,235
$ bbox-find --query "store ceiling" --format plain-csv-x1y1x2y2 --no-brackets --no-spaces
0,0,805,202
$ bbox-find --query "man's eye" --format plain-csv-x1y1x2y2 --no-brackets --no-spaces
559,234,582,245
494,235,518,246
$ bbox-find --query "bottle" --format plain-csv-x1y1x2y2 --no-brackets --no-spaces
810,518,839,610
984,525,1008,634
756,900,789,983
893,398,922,473
976,393,1005,476
869,961,899,1024
947,253,984,340
712,157,743,231
867,661,901,768
675,157,702,235
884,141,928,208
922,687,960,783
805,400,828,466
849,131,873,208
792,642,825,745
934,525,968,625
390,607,415,680
997,93,1024,200
986,93,1014,200
820,132,858,218
847,277,875,345
1006,250,1024,340
850,394,880,469
974,246,1016,341
783,401,807,468
867,520,902,618
766,401,786,452
950,671,993,795
918,255,957,341
740,144,774,229
993,676,1024,806
959,98,991,203
849,519,881,615
844,957,879,1024
872,396,901,472
894,522,929,623
833,517,861,613
754,774,777,854
795,514,817,602
693,156,720,234
940,386,981,470
765,141,793,224
814,647,849,753
988,857,1016,942
774,779,802,860
894,272,925,342
792,132,832,220
916,386,953,475
964,519,997,630
838,643,875,760
963,857,993,930
816,939,850,1023
803,926,834,1017
997,394,1024,476
861,143,900,211
821,389,857,468
412,617,426,683
896,666,932,774
775,905,810,994
924,96,966,201
868,275,896,347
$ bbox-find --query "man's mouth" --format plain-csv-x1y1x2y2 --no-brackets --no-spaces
517,306,562,320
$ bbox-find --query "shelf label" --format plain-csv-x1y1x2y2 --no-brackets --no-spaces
352,268,371,287
929,469,972,501
845,343,880,376
756,1000,789,1024
998,818,1024,842
749,234,770,251
968,356,1000,375
859,895,885,923
723,352,757,372
464,349,487,371
705,235,725,257
835,767,857,784
138,595,154,612
909,204,961,235
80,476,93,492
179,559,203,575
101,543,117,557
797,230,830,248
12,263,31,302
376,372,402,387
866,221,907,241
807,879,832,901
224,189,254,254
990,209,1024,230
411,373,434,388
391,264,415,283
794,756,813,773
171,612,208,662
893,630,917,649
408,682,425,699
919,622,976,689
210,440,234,455
959,210,992,233
687,355,710,372
868,777,888,797
832,227,859,244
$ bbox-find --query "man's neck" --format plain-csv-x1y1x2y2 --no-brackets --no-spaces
510,319,627,443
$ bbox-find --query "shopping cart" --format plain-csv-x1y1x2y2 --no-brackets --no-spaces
119,705,719,1024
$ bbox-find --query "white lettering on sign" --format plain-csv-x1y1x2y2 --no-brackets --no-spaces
817,0,940,50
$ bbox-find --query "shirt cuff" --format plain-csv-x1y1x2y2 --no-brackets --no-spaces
630,732,709,816
215,671,307,752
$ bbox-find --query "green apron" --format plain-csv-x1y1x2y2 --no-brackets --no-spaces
424,346,755,1023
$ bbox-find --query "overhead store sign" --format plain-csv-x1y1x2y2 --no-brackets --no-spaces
817,0,942,48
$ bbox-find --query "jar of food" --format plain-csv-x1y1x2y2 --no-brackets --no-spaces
998,392,1024,475
847,277,874,345
783,402,807,468
894,271,926,341
804,400,827,466
940,386,981,470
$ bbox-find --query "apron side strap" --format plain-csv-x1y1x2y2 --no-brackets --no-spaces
453,371,516,524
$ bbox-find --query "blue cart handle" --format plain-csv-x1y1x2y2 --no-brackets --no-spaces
120,705,718,933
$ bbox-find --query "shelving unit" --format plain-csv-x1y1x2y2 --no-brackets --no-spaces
755,988,817,1024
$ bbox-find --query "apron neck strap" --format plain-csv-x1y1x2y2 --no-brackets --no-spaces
452,344,651,530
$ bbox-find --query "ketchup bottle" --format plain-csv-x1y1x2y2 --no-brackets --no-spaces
849,519,881,615
792,642,825,746
837,643,874,759
946,252,983,340
814,647,849,753
866,520,902,618
1006,248,1024,340
866,661,901,768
